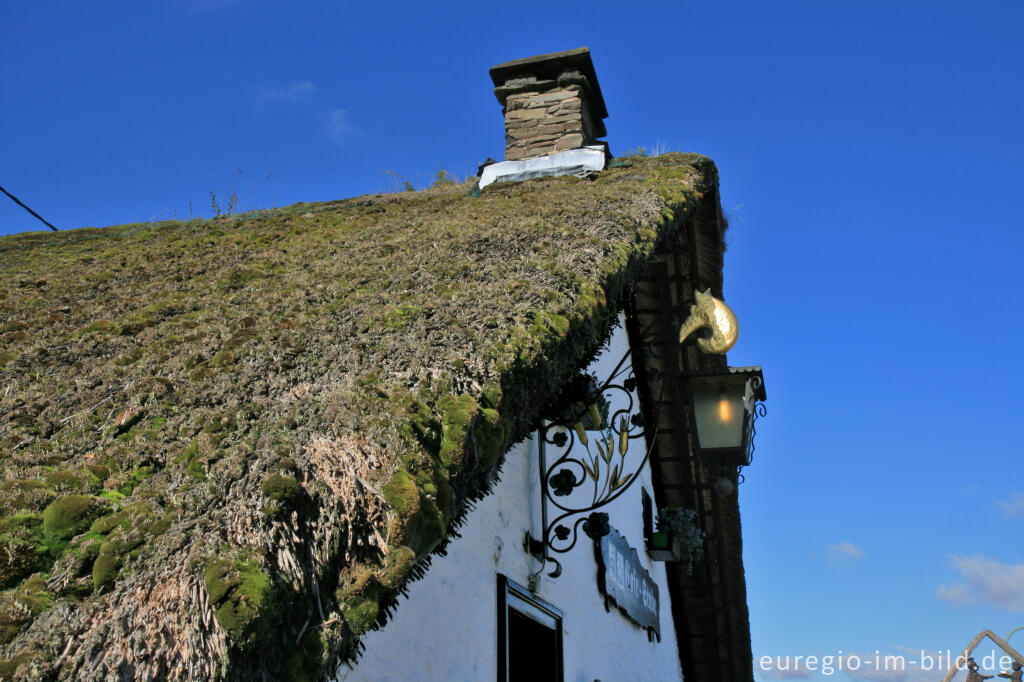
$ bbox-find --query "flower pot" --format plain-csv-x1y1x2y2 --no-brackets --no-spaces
647,532,678,561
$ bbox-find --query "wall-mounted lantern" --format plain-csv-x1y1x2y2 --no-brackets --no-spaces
683,367,766,468
676,290,766,470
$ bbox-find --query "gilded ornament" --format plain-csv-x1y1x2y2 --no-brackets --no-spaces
678,289,739,354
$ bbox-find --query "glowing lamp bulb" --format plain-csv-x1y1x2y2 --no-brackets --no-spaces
717,389,731,422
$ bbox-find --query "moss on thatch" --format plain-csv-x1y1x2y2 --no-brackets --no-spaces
41,495,99,552
0,153,722,680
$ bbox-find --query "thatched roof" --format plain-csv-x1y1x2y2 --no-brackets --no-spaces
0,153,720,681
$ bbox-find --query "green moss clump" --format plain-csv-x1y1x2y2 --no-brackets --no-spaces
214,582,270,643
204,559,238,604
381,470,418,518
0,512,48,588
474,407,509,471
481,383,502,409
382,467,445,556
42,470,94,493
430,472,452,520
99,490,125,504
341,596,379,637
0,480,51,514
404,498,446,556
84,463,110,481
282,629,327,682
79,535,103,561
260,473,299,503
90,510,129,535
98,525,146,558
59,503,158,593
175,441,200,465
436,394,477,473
574,281,607,320
186,459,206,481
338,568,381,637
531,311,570,341
114,466,155,497
91,552,120,590
79,319,115,335
382,303,423,329
411,469,437,502
211,350,235,367
147,511,174,536
396,395,435,450
379,546,416,589
41,495,96,551
0,574,53,644
204,558,274,644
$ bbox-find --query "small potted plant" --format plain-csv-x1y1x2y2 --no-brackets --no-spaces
648,507,705,574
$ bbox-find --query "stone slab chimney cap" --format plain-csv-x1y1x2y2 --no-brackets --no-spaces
489,47,608,121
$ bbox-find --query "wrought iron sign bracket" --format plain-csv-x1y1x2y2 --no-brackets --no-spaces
525,346,656,582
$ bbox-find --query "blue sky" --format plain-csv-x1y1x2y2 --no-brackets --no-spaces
3,1,1023,679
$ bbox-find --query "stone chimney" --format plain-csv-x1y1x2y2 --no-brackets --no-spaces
489,47,609,161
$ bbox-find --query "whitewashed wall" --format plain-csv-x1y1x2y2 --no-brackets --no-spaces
336,317,684,682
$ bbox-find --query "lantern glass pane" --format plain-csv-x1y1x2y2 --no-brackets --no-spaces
691,376,747,450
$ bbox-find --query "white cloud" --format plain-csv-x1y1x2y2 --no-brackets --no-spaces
326,108,362,146
936,583,971,605
938,555,1024,611
827,541,864,561
996,491,1024,517
255,80,316,103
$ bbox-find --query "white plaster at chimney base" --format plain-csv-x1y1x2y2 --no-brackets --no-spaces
479,146,607,189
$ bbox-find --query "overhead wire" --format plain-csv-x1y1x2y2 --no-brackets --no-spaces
0,184,58,231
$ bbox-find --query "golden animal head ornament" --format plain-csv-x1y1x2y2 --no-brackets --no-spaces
678,289,739,354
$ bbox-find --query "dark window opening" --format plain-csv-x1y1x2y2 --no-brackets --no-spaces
498,575,563,682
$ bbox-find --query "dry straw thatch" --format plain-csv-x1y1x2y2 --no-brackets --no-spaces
0,153,718,680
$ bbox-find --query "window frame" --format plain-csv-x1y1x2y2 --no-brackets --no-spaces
497,574,564,682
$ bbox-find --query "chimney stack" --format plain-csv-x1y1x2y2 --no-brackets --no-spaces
489,47,609,162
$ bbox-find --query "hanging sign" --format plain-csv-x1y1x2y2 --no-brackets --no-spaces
595,526,660,640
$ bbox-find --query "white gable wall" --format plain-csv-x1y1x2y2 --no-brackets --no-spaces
336,317,684,682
